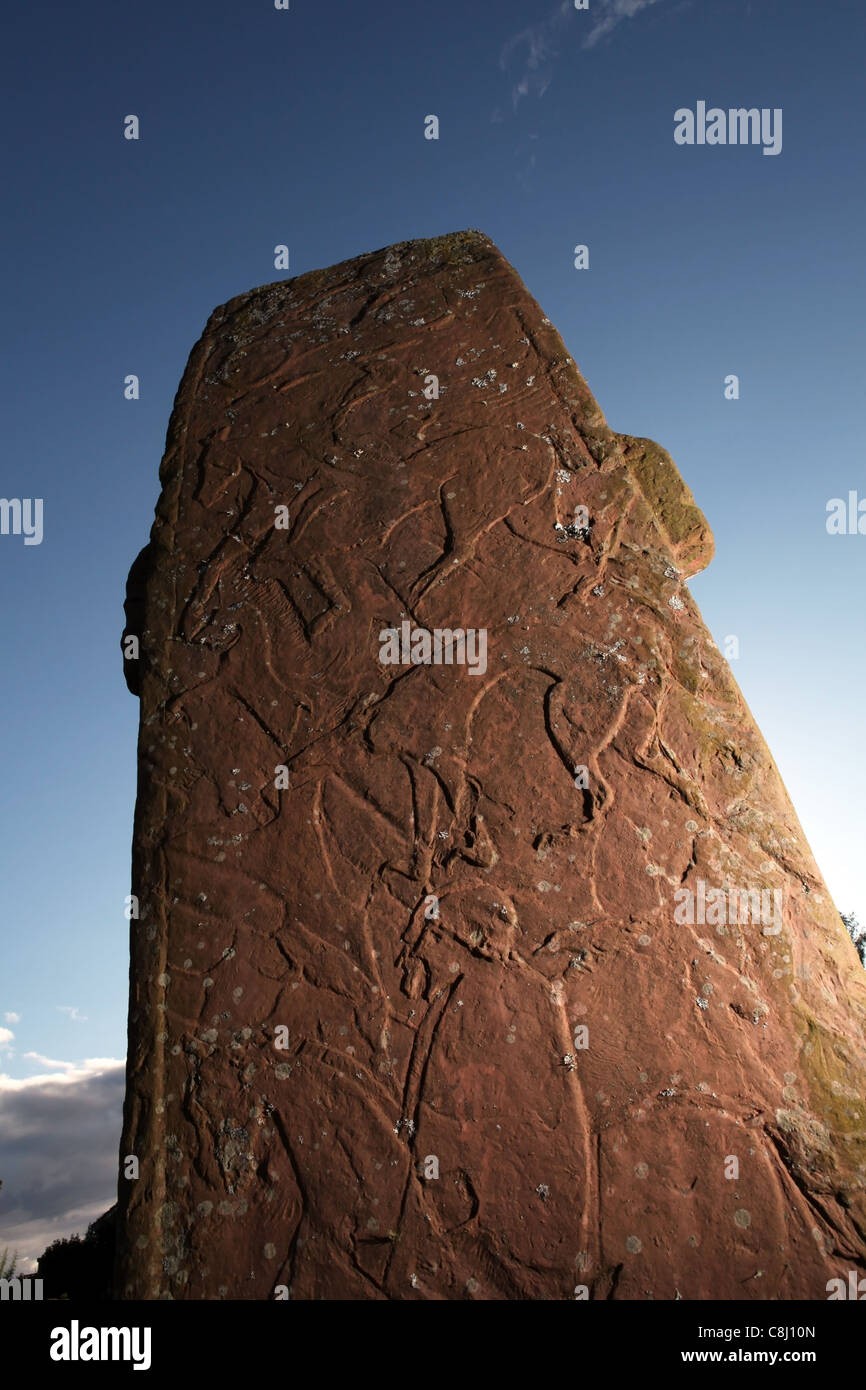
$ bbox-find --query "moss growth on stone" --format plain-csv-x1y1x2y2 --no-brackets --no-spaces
793,1008,866,1157
620,435,714,575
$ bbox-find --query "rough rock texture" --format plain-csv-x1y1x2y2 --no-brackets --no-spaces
117,230,866,1300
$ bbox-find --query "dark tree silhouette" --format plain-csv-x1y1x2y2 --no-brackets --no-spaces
36,1205,116,1300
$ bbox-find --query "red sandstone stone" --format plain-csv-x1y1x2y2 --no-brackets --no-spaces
117,231,866,1300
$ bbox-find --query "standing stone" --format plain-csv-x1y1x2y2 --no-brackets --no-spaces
117,230,866,1300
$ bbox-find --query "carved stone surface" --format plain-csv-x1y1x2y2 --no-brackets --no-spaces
117,230,866,1300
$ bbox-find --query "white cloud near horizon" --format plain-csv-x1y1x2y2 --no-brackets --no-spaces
0,1057,124,1270
4,1012,21,1026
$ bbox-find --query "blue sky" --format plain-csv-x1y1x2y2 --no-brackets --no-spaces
1,0,864,1260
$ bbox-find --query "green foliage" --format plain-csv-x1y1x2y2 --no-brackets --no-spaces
841,912,866,968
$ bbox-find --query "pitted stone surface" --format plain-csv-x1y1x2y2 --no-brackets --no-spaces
117,230,866,1300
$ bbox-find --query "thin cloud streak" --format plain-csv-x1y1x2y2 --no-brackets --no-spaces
583,0,666,49
499,0,571,110
499,0,668,112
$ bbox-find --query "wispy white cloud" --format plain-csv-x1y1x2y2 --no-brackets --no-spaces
6,1055,122,1085
583,0,665,49
499,0,571,110
57,1005,87,1023
4,1012,21,1026
21,1051,76,1072
499,0,668,111
0,1058,124,1269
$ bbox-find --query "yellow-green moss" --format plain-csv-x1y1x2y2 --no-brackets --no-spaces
619,435,714,575
793,1007,866,1159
